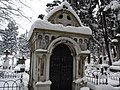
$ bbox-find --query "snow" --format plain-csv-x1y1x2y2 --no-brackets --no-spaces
81,50,90,54
28,20,92,40
110,1,120,10
104,4,111,11
111,39,118,43
113,60,120,66
73,77,86,83
0,71,29,90
28,1,92,40
104,1,120,11
14,64,25,71
36,49,48,53
101,64,109,68
116,33,120,37
36,80,52,85
87,79,120,90
22,72,29,87
25,61,30,71
118,12,120,20
44,1,83,26
80,87,90,90
85,63,120,90
95,85,119,90
109,66,120,70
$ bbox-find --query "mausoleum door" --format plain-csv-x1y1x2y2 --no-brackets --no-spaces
50,43,73,90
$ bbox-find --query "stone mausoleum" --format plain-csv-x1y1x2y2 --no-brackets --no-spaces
28,1,92,90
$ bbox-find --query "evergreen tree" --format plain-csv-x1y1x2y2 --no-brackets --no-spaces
18,32,29,58
1,21,18,54
66,0,120,65
47,0,120,65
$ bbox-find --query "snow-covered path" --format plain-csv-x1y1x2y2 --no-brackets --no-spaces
87,82,120,90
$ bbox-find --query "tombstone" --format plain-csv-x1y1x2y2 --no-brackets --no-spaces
28,1,92,90
3,49,10,69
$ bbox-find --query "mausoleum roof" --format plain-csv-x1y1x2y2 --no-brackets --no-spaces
44,1,83,26
28,1,92,40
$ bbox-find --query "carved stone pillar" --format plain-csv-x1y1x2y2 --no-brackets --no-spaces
116,35,120,60
76,56,80,79
36,49,51,90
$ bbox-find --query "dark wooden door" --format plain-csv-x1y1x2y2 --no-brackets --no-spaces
50,43,73,90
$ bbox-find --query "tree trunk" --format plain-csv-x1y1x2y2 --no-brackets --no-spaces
102,11,112,65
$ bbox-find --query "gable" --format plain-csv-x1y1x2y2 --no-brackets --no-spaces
48,10,81,27
44,1,83,27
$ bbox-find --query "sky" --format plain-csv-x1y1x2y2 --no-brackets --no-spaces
18,0,59,35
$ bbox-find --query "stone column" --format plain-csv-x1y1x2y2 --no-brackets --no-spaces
76,56,79,79
36,50,51,90
45,53,50,81
117,35,120,60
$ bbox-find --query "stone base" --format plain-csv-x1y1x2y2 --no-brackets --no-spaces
36,80,52,90
73,78,87,90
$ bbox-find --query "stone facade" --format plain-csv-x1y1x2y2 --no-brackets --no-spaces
28,1,92,90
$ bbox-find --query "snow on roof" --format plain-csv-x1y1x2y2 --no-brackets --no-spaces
81,50,90,54
109,66,120,70
113,60,120,66
44,1,83,26
36,80,52,85
36,49,48,53
116,33,120,37
80,87,89,90
73,77,86,83
118,13,120,20
28,1,92,40
104,1,120,11
28,19,92,40
14,64,25,71
101,64,109,67
111,39,118,43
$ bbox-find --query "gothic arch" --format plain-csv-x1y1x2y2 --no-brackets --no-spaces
47,37,81,56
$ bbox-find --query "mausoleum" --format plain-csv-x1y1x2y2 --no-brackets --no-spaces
28,1,92,90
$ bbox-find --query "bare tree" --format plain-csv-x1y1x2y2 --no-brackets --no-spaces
0,0,31,27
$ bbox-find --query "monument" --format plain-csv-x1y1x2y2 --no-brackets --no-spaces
28,1,92,90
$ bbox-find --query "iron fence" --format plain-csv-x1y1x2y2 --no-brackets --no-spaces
0,71,24,90
85,70,108,85
85,70,120,86
0,79,23,90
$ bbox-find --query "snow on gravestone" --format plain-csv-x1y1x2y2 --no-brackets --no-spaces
80,87,89,90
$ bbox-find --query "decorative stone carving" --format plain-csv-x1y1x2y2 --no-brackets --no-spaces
45,35,49,45
58,13,72,26
79,39,88,51
74,38,77,42
37,34,50,49
37,35,42,48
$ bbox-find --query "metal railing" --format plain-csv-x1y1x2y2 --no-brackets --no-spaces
0,71,24,90
0,71,21,79
85,70,108,85
85,70,120,86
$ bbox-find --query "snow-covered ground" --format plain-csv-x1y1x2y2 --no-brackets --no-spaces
0,55,30,90
0,71,29,90
85,63,120,90
0,67,29,89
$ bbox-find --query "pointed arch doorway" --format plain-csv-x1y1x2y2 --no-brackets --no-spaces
50,43,73,90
